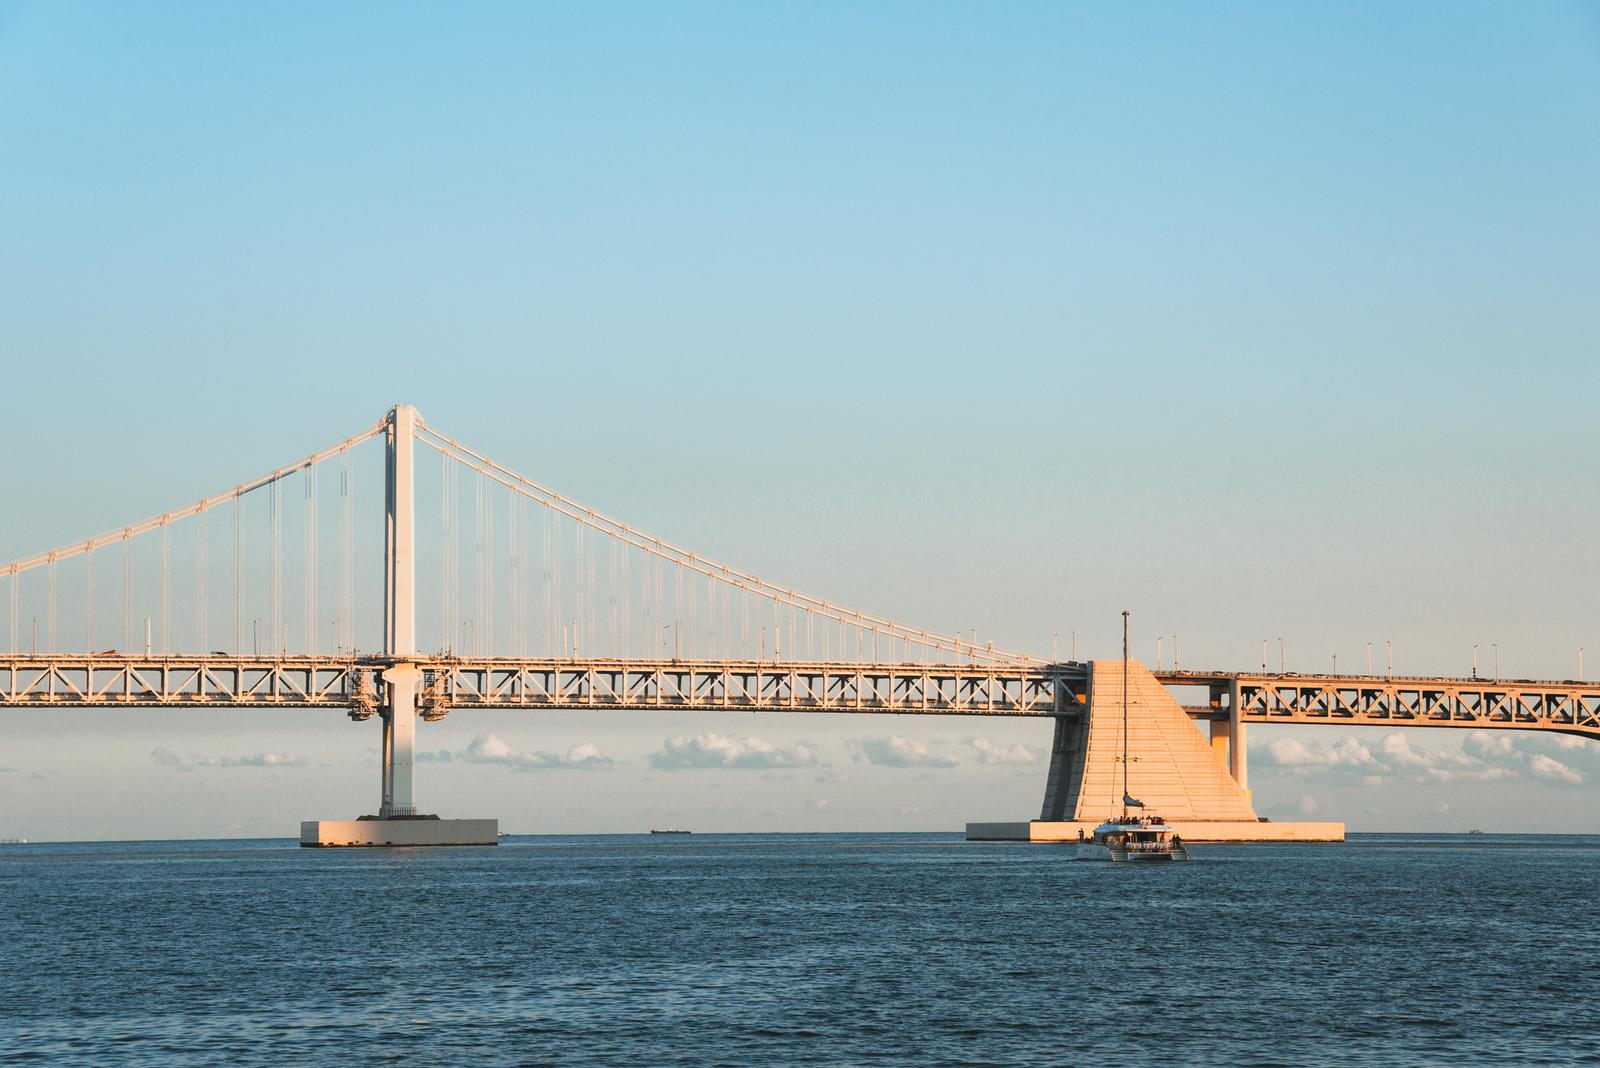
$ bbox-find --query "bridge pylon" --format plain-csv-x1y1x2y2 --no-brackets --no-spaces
301,404,496,848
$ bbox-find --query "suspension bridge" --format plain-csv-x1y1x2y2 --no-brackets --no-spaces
3,406,1595,845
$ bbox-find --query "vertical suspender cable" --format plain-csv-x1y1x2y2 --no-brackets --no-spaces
511,495,520,656
573,523,580,656
485,478,494,656
347,453,356,652
233,494,243,655
554,513,562,657
470,470,478,654
342,451,353,652
473,471,483,655
521,492,528,655
521,496,530,656
468,467,476,653
521,495,529,655
85,545,95,651
541,507,549,655
312,465,320,652
269,480,281,655
159,521,170,654
7,565,16,654
445,459,456,652
196,512,207,653
451,464,459,653
440,453,448,653
448,457,456,652
123,533,132,653
304,466,316,654
508,485,518,655
46,555,56,653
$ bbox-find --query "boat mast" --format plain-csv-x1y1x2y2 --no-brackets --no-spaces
1122,609,1129,820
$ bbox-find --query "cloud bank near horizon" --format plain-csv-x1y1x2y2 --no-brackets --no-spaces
647,733,822,770
417,734,614,770
1254,731,1585,787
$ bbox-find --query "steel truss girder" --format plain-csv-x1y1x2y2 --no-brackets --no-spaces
429,659,1066,716
8,659,1592,739
0,656,366,707
0,656,1073,717
1159,672,1600,740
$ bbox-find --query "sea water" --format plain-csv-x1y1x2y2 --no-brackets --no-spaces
2,833,1597,1065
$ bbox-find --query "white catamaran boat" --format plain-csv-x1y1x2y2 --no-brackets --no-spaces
1078,814,1191,862
1077,611,1193,863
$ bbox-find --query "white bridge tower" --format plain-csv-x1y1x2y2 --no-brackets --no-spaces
300,405,497,847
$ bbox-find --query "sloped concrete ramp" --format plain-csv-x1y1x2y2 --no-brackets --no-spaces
969,659,1343,843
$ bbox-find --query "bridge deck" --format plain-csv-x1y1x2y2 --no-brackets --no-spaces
0,656,1075,717
1157,670,1600,737
1,657,1596,737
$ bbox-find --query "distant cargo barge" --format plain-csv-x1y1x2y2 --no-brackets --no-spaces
650,829,691,835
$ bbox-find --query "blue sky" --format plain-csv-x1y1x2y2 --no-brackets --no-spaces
2,2,1598,838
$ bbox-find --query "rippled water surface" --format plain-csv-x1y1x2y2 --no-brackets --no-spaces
3,833,1598,1065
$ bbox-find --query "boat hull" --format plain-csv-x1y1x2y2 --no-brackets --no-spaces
1074,841,1192,862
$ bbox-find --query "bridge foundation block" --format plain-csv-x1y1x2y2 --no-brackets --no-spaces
300,817,498,848
966,658,1343,844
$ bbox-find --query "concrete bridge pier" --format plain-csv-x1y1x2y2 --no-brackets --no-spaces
379,664,419,817
968,659,1342,844
301,404,496,848
1207,676,1249,802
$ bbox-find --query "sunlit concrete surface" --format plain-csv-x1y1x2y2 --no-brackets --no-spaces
966,821,1344,843
299,818,498,847
977,659,1345,842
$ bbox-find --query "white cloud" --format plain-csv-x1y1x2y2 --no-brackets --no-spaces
1264,736,1375,769
1298,794,1320,816
969,738,1040,765
850,736,956,769
151,746,308,770
1258,731,1517,784
647,732,821,771
194,753,309,768
1376,734,1435,773
1463,733,1514,758
1553,735,1595,751
418,733,613,770
1529,753,1583,785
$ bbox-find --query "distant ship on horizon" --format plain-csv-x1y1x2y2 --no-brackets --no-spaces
649,828,691,835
